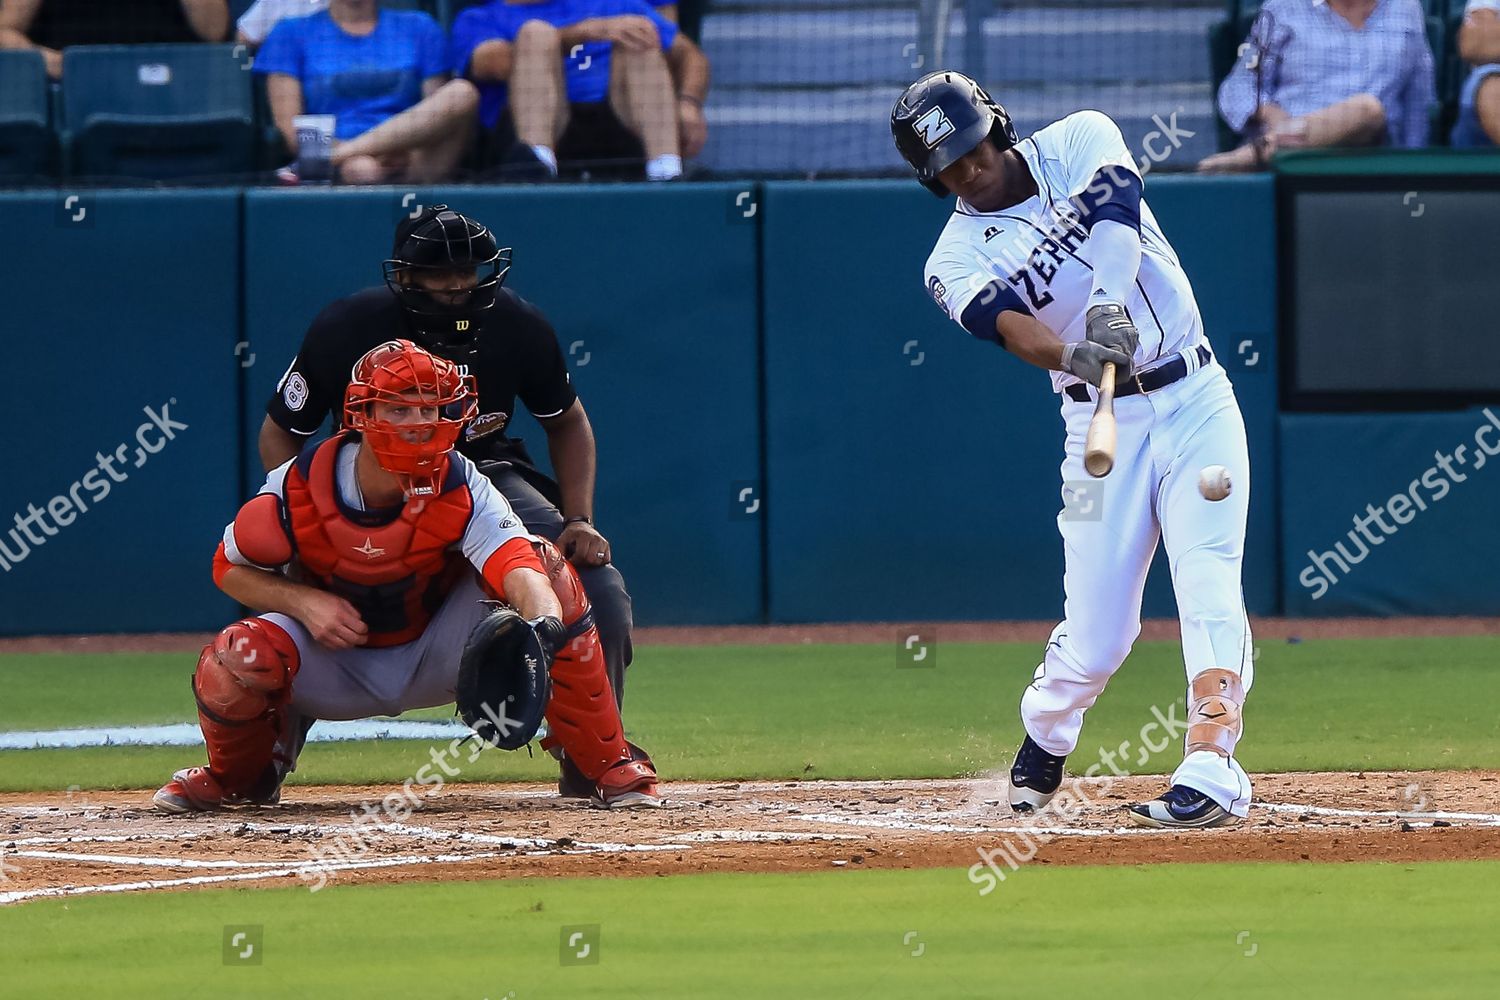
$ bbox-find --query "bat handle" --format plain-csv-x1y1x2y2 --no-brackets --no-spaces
1098,362,1117,404
1083,363,1118,478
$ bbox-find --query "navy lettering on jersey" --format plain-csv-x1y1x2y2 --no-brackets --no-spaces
1008,267,1055,311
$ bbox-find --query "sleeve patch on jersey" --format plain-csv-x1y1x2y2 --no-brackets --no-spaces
282,372,310,412
927,274,948,309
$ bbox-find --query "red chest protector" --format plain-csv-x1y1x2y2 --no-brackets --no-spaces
283,434,474,647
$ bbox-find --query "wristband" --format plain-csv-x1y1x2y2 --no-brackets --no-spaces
563,515,593,527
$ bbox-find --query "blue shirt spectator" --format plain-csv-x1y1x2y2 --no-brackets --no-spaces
1217,0,1435,149
452,0,678,128
1452,0,1500,146
254,6,447,140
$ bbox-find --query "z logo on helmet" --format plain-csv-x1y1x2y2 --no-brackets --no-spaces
915,106,956,149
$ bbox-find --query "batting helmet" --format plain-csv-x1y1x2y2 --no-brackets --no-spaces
383,205,513,346
890,71,1019,197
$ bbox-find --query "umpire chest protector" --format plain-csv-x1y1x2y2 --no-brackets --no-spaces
283,435,473,646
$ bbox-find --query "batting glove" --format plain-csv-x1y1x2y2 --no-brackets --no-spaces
1062,341,1132,387
1085,303,1140,360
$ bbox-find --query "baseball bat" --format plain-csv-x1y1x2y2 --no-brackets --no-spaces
1083,362,1117,478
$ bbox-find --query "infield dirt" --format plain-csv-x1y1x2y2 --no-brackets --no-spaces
5,769,1499,904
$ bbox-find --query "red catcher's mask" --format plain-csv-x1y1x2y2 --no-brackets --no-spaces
343,339,477,497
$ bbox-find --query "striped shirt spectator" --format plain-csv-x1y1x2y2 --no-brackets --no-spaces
1203,0,1435,171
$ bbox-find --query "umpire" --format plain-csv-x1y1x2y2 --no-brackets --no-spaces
257,205,634,797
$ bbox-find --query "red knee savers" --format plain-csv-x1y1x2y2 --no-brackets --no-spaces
194,618,300,723
531,537,592,627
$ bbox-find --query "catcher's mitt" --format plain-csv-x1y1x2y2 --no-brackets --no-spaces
455,606,561,750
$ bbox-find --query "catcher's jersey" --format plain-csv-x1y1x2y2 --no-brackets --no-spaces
223,440,532,578
923,110,1207,393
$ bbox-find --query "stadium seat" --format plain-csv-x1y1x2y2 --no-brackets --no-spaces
61,45,256,181
438,0,492,28
383,0,438,13
0,50,55,183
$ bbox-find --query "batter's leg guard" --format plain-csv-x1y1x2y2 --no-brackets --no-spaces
153,619,300,813
1185,668,1245,759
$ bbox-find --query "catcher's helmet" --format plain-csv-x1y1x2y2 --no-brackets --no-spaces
383,205,513,348
891,71,1019,197
343,338,477,497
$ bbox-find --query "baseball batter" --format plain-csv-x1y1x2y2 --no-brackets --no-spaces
892,72,1254,828
153,339,659,813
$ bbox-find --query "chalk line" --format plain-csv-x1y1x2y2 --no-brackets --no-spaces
0,719,472,751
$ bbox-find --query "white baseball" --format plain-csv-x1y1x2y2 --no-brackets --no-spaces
1198,465,1232,501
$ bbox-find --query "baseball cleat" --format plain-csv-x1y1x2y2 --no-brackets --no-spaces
1127,784,1239,829
592,758,663,810
1008,735,1067,814
152,766,282,814
153,767,229,813
560,741,657,801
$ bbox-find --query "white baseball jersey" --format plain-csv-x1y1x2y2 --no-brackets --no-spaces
923,110,1207,392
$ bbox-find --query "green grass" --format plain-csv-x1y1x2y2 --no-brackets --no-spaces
3,637,1500,791
3,861,1498,998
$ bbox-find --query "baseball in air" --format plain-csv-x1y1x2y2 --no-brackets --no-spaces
1198,465,1232,501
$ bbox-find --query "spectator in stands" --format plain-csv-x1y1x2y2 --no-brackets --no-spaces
236,0,326,51
1201,0,1435,172
254,0,480,183
452,0,710,181
0,0,229,78
1453,0,1500,146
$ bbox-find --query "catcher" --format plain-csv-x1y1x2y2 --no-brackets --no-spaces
153,339,659,813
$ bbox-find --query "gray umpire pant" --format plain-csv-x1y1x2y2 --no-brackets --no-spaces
481,464,635,712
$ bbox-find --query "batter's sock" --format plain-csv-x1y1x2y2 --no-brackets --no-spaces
646,154,682,181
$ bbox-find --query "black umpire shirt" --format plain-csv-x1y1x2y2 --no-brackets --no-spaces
266,286,577,479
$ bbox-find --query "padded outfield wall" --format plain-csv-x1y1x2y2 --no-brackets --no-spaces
2,176,1482,634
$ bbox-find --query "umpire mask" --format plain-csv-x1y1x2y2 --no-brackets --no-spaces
383,206,513,352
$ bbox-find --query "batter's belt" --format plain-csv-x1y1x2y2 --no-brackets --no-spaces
1064,344,1212,403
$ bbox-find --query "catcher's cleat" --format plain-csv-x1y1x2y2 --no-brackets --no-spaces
558,741,653,800
1127,785,1239,829
1008,735,1067,814
592,758,662,810
152,766,281,814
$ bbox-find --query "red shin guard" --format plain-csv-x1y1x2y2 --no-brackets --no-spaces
542,627,630,782
533,537,653,788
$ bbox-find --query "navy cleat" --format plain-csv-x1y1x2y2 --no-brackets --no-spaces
1128,784,1239,829
1007,735,1067,814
